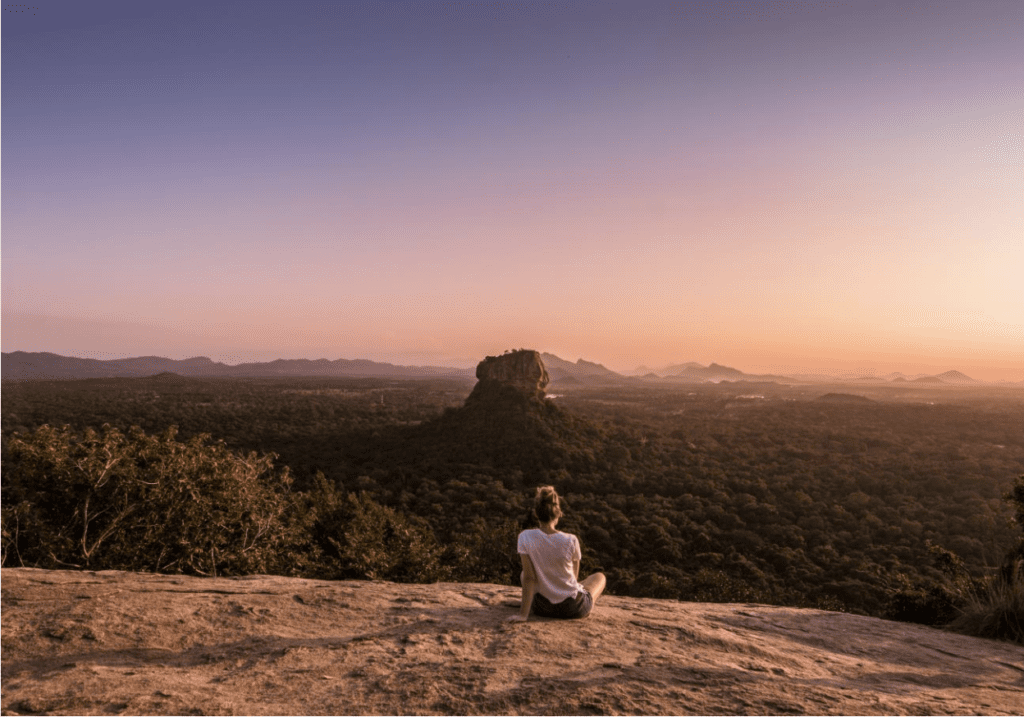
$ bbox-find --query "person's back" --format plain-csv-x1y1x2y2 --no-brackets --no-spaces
516,527,583,603
507,486,606,622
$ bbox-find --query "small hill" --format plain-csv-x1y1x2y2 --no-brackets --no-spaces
660,360,705,375
666,362,741,382
816,393,877,404
664,373,711,384
142,371,190,383
701,362,746,380
2,568,1022,716
665,363,791,384
913,376,945,384
935,370,977,384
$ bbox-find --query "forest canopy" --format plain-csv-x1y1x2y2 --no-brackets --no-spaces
3,375,1023,630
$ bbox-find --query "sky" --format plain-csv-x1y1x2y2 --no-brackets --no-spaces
3,0,1022,381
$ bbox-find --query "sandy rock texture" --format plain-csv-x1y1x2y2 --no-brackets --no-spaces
2,568,1023,715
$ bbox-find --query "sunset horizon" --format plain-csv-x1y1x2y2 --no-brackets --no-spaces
3,336,1022,384
4,1,1022,384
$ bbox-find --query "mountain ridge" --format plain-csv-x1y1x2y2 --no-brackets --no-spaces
1,351,475,381
540,352,622,384
1,350,1000,385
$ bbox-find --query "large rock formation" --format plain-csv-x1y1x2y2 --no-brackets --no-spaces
3,568,1023,715
405,349,587,475
470,349,550,401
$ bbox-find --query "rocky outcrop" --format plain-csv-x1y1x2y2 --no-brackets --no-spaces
404,349,587,474
470,349,550,401
2,568,1023,715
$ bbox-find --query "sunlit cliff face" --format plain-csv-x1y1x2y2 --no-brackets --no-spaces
475,350,549,391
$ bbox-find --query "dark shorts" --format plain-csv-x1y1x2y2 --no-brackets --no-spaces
532,589,593,619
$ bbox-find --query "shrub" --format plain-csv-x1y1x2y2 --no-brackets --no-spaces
683,567,773,604
446,516,523,585
1,424,300,575
946,476,1024,643
303,473,450,582
947,560,1024,644
883,579,963,625
1004,474,1024,570
882,543,979,626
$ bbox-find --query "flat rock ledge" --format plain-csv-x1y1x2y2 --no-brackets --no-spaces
2,568,1023,715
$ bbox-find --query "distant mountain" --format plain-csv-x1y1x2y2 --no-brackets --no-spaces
2,352,207,379
934,370,976,384
4,351,1000,386
665,362,744,383
664,362,792,384
785,369,993,385
1,351,474,381
539,353,623,384
660,361,705,375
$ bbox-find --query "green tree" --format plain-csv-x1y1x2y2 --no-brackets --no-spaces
303,474,449,582
2,424,299,575
1005,474,1024,568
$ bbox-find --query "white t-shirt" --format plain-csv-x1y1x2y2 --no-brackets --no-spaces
517,528,583,603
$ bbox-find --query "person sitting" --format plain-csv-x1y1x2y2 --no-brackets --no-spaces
506,485,606,622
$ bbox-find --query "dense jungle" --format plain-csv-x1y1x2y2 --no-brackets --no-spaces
3,373,1023,636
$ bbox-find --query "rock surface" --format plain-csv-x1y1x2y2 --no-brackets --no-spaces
473,350,550,398
3,568,1023,715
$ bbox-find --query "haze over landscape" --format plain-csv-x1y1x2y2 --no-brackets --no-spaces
3,0,1022,381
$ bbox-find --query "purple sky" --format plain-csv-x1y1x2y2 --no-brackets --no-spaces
3,1,1022,380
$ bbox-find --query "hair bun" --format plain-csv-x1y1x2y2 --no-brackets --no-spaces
533,485,563,522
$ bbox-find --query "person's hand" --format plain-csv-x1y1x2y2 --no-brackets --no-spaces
505,614,528,623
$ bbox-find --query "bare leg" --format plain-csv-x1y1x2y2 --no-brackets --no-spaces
581,572,606,602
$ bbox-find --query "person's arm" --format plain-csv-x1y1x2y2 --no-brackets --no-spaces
508,554,537,622
572,535,582,581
